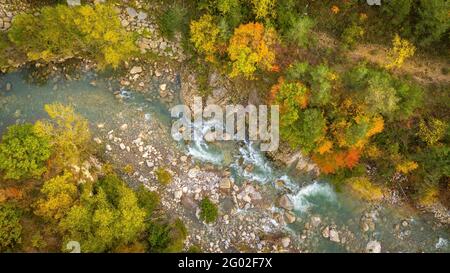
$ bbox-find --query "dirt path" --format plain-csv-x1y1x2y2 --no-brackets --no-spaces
316,31,450,86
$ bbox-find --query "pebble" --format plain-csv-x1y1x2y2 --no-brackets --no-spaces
281,237,291,248
126,7,138,18
174,190,183,199
130,66,143,74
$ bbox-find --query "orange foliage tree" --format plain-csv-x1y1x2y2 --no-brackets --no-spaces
227,22,277,78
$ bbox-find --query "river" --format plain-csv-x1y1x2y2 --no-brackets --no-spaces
0,70,448,253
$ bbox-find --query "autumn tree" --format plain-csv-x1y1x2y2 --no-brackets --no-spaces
0,124,51,180
418,118,448,146
34,103,91,173
227,22,277,78
386,34,416,69
7,4,137,69
250,0,276,20
190,14,221,61
35,172,78,222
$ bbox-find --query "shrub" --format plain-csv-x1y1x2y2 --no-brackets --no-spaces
136,185,160,217
199,197,218,223
123,164,134,175
341,24,364,49
0,124,51,180
417,186,440,207
155,167,172,185
0,204,22,251
187,244,202,253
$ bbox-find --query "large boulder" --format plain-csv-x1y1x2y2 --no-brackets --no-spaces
130,66,143,75
67,0,81,6
219,178,232,190
366,240,381,253
278,194,294,211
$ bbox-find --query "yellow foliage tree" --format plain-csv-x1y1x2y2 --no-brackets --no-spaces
227,22,277,78
386,34,416,69
8,4,136,69
35,172,78,221
396,160,418,174
190,14,220,62
251,0,276,20
418,118,447,146
418,186,440,207
316,139,333,155
347,177,384,202
366,115,384,137
34,103,91,173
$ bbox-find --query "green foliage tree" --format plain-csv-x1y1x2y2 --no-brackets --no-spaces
381,0,413,29
286,62,335,107
281,108,327,153
416,145,450,184
147,218,187,253
136,185,160,217
199,197,218,223
363,73,400,117
286,16,315,48
0,204,22,251
0,124,51,180
344,65,422,121
7,4,137,69
158,4,188,40
414,0,450,46
59,175,146,252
